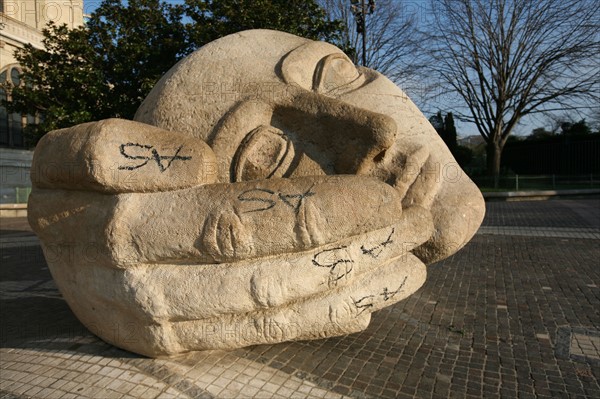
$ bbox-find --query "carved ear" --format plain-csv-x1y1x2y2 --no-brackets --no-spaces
31,119,217,193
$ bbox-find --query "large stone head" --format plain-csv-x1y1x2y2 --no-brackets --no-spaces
135,29,484,264
29,30,484,357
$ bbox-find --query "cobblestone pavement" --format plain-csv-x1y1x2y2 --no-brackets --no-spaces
1,198,599,398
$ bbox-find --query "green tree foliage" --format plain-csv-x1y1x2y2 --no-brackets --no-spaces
430,111,473,167
454,146,474,169
184,0,344,47
561,120,592,137
7,0,187,143
527,119,594,141
506,119,598,175
86,0,188,118
528,128,554,141
442,112,457,153
7,23,110,143
430,111,458,151
6,0,343,144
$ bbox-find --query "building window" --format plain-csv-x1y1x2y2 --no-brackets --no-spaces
10,68,21,86
0,87,8,144
0,64,38,148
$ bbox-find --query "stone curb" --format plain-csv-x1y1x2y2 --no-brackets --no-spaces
0,204,27,218
483,188,600,201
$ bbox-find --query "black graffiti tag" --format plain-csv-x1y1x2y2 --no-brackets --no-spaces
361,228,395,258
237,186,315,214
381,275,408,301
351,275,409,317
118,143,192,172
312,246,354,287
312,246,353,269
352,295,375,316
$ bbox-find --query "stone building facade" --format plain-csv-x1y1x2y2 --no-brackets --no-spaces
0,0,83,203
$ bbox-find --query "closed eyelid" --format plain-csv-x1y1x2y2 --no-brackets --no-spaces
313,53,366,95
281,40,345,89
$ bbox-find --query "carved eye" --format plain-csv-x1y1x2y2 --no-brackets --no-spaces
313,53,365,95
232,126,295,182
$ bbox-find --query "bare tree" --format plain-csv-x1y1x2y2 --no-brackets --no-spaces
427,0,600,185
320,0,425,85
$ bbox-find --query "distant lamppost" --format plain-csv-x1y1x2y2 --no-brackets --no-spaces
351,0,375,66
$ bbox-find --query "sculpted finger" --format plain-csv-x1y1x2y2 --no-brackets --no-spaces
39,237,426,356
31,118,217,193
30,175,407,266
148,252,426,354
117,206,433,321
123,175,403,265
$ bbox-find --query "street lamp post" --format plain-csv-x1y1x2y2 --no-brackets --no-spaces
351,0,376,66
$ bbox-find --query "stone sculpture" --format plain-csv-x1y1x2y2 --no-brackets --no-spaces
28,30,485,357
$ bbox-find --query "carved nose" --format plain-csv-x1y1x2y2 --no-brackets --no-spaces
284,91,398,174
350,110,397,174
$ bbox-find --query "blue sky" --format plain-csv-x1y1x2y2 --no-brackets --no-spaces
80,0,597,138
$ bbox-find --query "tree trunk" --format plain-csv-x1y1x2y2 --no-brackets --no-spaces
486,141,503,188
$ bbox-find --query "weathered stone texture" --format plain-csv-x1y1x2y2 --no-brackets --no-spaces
28,30,484,356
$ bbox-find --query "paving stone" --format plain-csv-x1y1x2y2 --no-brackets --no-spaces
1,199,600,398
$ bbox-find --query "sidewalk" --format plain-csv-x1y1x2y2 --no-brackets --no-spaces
1,199,599,399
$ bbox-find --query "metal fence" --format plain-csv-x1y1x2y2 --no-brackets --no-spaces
0,186,31,204
472,174,599,191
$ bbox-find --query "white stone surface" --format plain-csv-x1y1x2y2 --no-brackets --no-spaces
28,30,485,356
